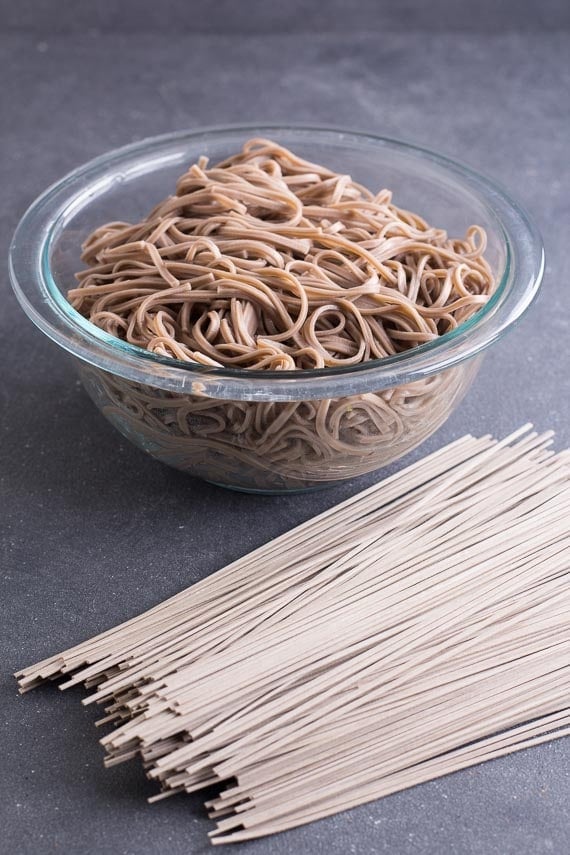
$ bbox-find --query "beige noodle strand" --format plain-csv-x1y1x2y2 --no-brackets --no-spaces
15,426,570,843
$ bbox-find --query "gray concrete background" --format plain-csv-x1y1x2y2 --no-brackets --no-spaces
1,2,569,853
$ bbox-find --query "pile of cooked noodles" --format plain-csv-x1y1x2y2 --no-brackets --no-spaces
70,139,495,488
70,138,494,370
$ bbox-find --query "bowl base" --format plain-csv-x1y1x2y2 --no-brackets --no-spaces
204,479,339,495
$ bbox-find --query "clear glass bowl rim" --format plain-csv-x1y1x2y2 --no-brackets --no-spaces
9,124,544,402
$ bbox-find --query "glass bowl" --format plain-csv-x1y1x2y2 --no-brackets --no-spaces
9,126,544,493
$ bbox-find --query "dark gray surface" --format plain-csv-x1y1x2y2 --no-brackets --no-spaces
2,2,569,853
4,0,570,33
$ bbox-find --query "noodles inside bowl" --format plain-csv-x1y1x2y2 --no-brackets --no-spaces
11,128,543,492
76,358,481,490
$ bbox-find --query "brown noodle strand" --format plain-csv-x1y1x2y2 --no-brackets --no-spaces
77,363,474,488
71,138,494,370
69,140,496,488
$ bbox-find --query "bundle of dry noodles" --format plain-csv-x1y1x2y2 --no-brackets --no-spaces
17,425,570,843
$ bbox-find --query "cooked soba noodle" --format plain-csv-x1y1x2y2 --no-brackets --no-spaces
69,139,495,487
71,138,494,368
77,359,477,489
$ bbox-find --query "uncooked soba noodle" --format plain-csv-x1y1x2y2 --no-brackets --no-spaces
16,427,570,842
69,139,495,486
